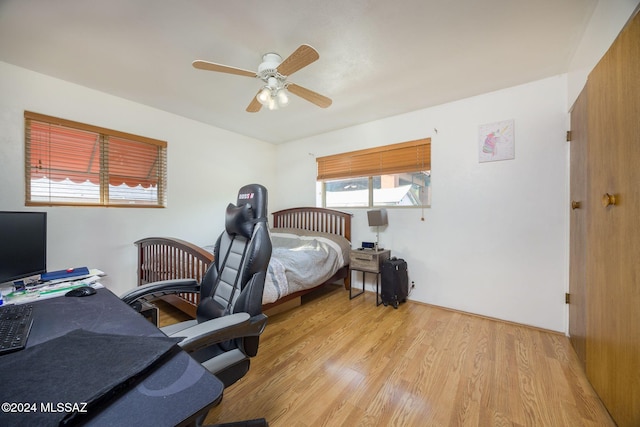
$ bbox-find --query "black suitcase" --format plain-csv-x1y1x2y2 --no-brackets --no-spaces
380,258,408,309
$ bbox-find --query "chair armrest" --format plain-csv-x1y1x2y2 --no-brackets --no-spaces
173,313,268,354
160,319,198,336
120,279,200,306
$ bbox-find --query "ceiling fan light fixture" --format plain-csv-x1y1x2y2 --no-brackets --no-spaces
267,96,279,111
257,86,272,105
276,89,289,107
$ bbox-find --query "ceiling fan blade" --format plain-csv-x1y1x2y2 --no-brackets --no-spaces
277,44,319,76
192,60,256,77
246,92,262,113
287,83,332,108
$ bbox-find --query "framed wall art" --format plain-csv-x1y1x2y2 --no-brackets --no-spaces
478,119,515,163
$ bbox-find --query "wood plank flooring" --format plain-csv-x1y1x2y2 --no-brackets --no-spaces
158,287,615,426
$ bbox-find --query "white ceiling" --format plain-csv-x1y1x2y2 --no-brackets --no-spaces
0,0,597,144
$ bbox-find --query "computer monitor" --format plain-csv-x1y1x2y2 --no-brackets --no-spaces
0,211,47,284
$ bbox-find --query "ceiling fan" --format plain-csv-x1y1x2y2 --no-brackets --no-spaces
192,44,332,112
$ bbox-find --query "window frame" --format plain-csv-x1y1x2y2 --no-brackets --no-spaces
24,111,167,208
316,138,431,209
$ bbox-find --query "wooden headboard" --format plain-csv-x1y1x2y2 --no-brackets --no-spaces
272,207,351,242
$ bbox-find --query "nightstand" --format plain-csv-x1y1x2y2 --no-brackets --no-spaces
349,248,391,299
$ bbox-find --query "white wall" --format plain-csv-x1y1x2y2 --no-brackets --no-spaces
274,75,570,332
0,61,276,295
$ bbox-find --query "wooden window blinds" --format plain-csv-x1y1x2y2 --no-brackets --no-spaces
316,138,431,181
24,111,167,207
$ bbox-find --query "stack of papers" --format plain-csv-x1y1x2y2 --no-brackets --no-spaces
1,269,105,305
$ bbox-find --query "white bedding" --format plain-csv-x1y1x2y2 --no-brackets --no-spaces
203,228,350,304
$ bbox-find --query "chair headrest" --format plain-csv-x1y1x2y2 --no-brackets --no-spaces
225,203,254,238
236,184,268,220
225,184,268,238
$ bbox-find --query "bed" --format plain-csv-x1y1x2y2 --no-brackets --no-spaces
135,207,352,317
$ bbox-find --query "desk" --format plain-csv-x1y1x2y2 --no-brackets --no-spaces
0,288,223,426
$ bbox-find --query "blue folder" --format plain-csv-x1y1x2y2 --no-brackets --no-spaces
41,267,90,281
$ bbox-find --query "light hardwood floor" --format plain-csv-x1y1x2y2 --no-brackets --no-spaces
158,287,615,426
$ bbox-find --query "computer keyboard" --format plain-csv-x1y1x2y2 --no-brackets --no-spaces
0,304,34,355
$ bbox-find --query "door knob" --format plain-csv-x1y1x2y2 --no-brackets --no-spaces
602,193,617,207
571,201,581,210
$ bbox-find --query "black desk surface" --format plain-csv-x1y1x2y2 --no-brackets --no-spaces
0,288,223,426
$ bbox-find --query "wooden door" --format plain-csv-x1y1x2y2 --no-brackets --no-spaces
568,89,588,367
585,10,640,427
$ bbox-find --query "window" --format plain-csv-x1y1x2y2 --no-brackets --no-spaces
316,138,431,208
24,111,167,207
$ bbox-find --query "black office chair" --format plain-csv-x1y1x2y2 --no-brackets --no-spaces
121,183,272,388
